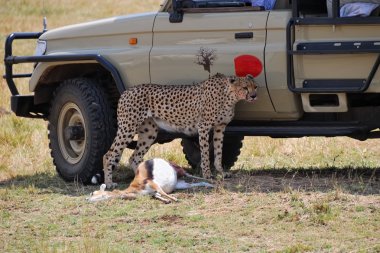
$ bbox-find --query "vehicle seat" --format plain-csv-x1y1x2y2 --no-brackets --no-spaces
326,0,380,17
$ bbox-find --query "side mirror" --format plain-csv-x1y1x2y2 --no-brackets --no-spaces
169,11,184,23
170,0,184,23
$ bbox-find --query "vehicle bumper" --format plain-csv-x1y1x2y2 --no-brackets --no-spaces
11,95,48,118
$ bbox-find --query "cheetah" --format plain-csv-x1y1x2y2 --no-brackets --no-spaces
103,73,257,188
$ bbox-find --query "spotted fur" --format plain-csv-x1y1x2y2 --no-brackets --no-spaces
103,73,257,188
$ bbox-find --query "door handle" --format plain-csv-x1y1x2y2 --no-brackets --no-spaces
235,32,254,39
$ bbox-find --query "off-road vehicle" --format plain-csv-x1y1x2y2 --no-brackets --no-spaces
4,0,380,183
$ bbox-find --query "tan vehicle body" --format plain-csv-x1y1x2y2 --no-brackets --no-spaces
30,1,380,121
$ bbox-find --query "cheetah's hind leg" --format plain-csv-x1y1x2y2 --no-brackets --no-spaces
198,125,212,179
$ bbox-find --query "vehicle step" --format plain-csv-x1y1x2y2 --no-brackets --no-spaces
296,41,380,54
302,79,366,92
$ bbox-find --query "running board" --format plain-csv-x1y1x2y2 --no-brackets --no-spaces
140,122,373,149
224,124,368,138
125,123,376,149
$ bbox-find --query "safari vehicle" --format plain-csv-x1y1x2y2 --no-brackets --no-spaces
3,0,380,183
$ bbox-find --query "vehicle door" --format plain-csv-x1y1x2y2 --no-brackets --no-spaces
150,2,276,120
288,0,380,113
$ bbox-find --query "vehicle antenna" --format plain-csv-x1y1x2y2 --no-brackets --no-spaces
42,0,47,32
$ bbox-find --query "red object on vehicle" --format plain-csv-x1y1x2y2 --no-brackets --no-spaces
234,55,263,77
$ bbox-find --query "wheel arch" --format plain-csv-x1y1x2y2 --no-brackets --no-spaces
33,63,123,106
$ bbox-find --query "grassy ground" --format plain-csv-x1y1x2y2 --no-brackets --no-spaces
1,1,379,252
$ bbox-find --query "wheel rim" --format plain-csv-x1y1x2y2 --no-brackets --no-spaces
57,102,86,164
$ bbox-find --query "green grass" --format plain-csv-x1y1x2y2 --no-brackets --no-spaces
1,176,379,252
1,1,380,252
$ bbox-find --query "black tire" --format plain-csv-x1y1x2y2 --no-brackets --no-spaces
181,135,244,174
48,78,116,184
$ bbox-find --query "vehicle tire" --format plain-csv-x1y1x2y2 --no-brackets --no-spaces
48,78,117,184
181,135,244,174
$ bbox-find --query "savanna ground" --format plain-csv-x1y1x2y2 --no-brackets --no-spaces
0,1,379,252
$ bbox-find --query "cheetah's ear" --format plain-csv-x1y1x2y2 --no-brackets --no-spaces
246,74,254,81
228,76,236,84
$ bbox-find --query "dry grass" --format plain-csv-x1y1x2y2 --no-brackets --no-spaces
0,1,379,252
238,137,380,170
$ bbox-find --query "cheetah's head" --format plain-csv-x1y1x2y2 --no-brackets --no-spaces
228,74,257,102
228,74,258,103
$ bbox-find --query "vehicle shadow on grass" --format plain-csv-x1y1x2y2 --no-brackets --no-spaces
0,166,378,196
0,167,136,197
224,166,379,195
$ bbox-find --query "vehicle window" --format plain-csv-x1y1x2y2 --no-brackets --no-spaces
181,0,252,8
294,0,380,18
162,0,293,12
161,0,290,12
166,0,264,13
296,0,328,17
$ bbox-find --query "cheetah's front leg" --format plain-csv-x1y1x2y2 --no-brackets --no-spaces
198,126,212,179
128,118,158,172
213,124,226,178
103,128,135,189
103,147,120,189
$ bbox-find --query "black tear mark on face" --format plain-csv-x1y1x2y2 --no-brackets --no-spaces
195,47,217,76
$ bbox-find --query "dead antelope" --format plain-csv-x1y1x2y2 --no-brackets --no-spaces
88,158,213,203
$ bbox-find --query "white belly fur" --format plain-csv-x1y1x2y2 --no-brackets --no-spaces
153,118,197,136
148,158,177,194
